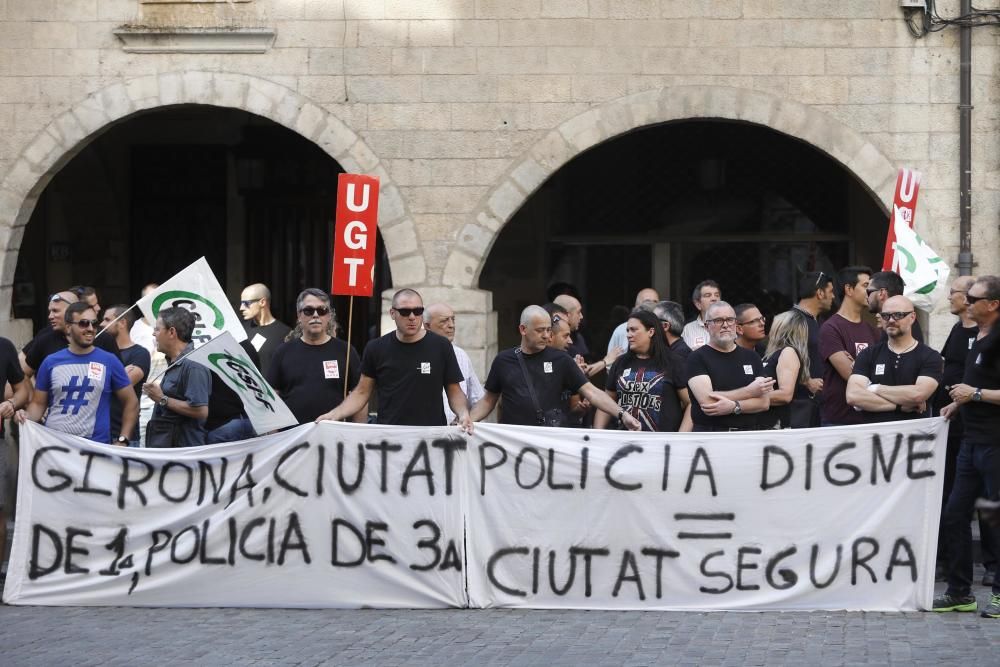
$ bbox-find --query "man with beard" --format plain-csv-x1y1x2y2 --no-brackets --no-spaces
867,270,924,342
21,290,120,379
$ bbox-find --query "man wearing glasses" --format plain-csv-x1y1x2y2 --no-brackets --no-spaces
867,270,925,343
845,295,942,422
317,288,471,430
16,302,137,445
239,282,291,376
21,290,121,380
685,301,773,432
735,303,767,356
936,275,1000,616
268,288,363,425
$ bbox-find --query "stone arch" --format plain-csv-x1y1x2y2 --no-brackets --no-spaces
0,71,422,300
443,85,901,290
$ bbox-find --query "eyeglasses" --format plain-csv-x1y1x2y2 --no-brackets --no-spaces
878,311,914,322
71,319,100,329
866,287,884,296
706,317,737,326
394,307,425,317
949,289,968,296
965,294,996,305
300,306,330,317
49,294,69,303
739,316,766,326
551,315,563,325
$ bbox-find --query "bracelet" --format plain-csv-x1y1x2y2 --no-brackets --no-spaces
3,399,14,411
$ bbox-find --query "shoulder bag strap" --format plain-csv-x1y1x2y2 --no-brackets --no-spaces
514,348,544,424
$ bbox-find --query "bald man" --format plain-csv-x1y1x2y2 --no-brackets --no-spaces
240,282,291,376
607,288,659,355
424,302,485,423
553,294,589,359
846,295,942,422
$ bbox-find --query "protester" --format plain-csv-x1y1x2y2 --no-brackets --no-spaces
685,301,773,431
936,276,1000,617
681,280,721,350
470,305,640,430
793,270,833,394
549,313,592,421
316,289,470,428
17,302,137,445
607,288,659,354
868,270,924,342
846,296,942,422
141,307,213,447
100,304,151,446
549,314,574,353
268,289,363,425
653,300,692,360
130,283,159,356
205,340,262,444
760,310,811,429
0,335,29,573
819,266,879,426
424,302,485,424
595,309,690,432
553,293,588,359
131,284,163,446
735,303,767,356
240,282,291,376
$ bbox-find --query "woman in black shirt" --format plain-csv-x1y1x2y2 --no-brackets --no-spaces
761,309,811,429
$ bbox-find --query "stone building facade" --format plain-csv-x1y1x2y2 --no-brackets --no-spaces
0,0,997,377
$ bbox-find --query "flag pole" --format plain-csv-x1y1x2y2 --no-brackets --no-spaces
343,295,354,398
94,303,139,339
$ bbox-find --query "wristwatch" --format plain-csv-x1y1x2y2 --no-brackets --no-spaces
617,409,625,422
732,400,742,416
115,435,128,445
973,388,983,402
158,396,169,408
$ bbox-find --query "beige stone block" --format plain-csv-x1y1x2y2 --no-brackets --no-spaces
547,46,642,74
587,0,611,17
21,128,60,169
377,183,407,223
591,19,687,47
303,0,346,19
422,75,497,102
454,20,499,46
497,74,572,102
369,103,451,129
8,49,53,76
786,76,849,105
570,74,627,102
52,49,98,77
643,47,739,75
743,0,880,19
54,0,97,21
348,137,381,171
530,128,574,170
510,156,549,194
0,23,33,49
871,131,931,162
243,75,283,115
887,104,936,133
31,21,77,50
404,185,486,213
275,21,349,48
476,210,503,233
7,0,54,21
418,286,492,312
740,48,824,76
486,179,524,221
316,121,358,159
929,132,960,163
782,20,851,48
96,0,132,21
442,248,478,287
451,102,530,130
605,0,658,18
389,253,427,285
298,75,347,103
0,77,41,104
346,75,421,102
527,101,590,129
97,81,132,122
49,108,87,149
392,47,477,74
456,221,494,259
541,0,587,18
71,94,110,135
385,0,473,19
358,20,409,46
2,159,43,204
474,159,510,184
660,0,741,18
344,0,384,20
849,76,929,104
344,47,392,74
476,0,542,19
846,18,939,49
499,18,593,46
689,19,781,47
406,20,454,47
813,103,889,134
380,218,420,258
293,102,327,140
477,47,547,74
124,75,160,107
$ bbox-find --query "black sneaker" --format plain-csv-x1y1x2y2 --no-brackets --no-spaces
982,593,1000,618
983,569,995,587
930,592,977,612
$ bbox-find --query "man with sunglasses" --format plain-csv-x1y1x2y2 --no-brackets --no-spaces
239,283,291,377
267,288,363,425
867,270,925,343
16,302,137,445
316,289,471,430
20,290,121,380
846,295,942,423
936,275,1000,616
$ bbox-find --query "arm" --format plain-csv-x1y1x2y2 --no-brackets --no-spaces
846,374,897,412
316,375,374,422
16,387,49,424
469,391,499,422
827,350,855,381
709,376,774,401
0,379,29,418
124,364,145,386
578,382,640,430
949,384,1000,407
445,382,473,433
592,390,617,429
769,348,800,407
19,351,34,380
114,386,139,441
873,377,939,408
586,347,623,378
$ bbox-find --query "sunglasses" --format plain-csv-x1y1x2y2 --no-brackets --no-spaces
240,299,261,307
878,311,913,322
866,287,884,296
814,271,826,288
394,307,425,317
300,306,330,317
706,317,737,326
49,294,70,303
965,294,995,305
71,319,100,329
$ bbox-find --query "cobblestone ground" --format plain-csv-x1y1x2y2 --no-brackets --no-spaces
2,583,1000,666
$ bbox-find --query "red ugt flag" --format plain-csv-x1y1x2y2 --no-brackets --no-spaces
332,174,379,297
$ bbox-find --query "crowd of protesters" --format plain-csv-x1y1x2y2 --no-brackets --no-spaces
1,268,999,615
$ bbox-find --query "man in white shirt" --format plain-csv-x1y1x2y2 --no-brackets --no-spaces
424,302,485,423
681,280,721,350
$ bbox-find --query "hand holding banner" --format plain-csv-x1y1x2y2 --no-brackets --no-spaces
136,257,248,347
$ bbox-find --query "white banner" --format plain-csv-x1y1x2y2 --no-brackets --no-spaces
4,419,947,611
185,332,297,435
136,257,247,348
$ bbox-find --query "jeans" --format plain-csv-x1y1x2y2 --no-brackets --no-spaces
206,416,256,445
942,439,1000,596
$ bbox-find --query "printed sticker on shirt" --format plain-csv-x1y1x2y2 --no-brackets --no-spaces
976,353,982,366
623,368,631,378
695,337,705,346
420,362,431,374
251,333,267,351
855,342,869,355
742,364,753,375
969,337,975,350
323,360,340,379
875,364,885,376
543,362,553,374
87,362,104,383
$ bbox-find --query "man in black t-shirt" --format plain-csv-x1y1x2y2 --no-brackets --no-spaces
100,304,151,446
936,276,1000,616
1,335,29,570
654,300,692,362
470,305,640,429
317,289,470,429
240,282,292,376
268,288,363,425
846,296,942,422
685,301,773,431
867,270,925,343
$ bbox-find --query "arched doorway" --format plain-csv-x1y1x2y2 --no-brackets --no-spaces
11,105,390,352
481,118,888,353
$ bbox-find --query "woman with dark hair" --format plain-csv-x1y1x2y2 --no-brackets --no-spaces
761,309,812,429
595,309,691,432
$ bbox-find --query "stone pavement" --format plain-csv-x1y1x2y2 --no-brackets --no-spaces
2,583,1000,666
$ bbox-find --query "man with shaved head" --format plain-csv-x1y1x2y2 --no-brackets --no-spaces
470,305,640,429
606,288,659,355
240,282,291,376
846,295,942,422
553,293,589,359
424,302,484,424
